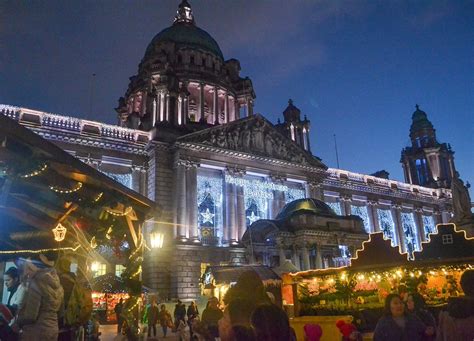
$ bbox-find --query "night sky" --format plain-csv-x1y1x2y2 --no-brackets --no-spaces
1,1,473,190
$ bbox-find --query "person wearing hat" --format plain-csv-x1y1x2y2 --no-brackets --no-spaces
201,297,223,338
16,253,64,340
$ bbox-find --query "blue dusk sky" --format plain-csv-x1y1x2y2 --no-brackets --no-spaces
1,0,472,191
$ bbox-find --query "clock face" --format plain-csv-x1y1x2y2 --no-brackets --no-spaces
201,228,213,237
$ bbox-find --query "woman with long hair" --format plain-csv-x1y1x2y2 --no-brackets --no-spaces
406,293,436,341
373,293,427,341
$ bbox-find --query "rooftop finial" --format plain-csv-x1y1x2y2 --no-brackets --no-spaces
288,99,293,105
174,0,195,25
415,104,419,110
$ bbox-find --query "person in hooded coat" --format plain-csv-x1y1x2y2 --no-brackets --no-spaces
16,253,64,341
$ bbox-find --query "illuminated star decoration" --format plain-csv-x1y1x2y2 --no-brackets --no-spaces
200,208,215,224
247,211,260,225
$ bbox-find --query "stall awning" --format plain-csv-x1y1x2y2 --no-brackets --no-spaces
205,265,281,286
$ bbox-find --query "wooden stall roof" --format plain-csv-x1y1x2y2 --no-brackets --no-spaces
413,223,474,265
206,265,281,285
0,114,156,253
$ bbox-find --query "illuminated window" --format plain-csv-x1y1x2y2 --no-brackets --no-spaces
326,202,342,216
377,209,396,246
351,205,371,233
101,172,132,189
92,263,107,278
442,234,453,245
115,264,126,277
422,215,436,240
401,212,420,259
243,176,269,227
285,184,305,204
197,171,223,244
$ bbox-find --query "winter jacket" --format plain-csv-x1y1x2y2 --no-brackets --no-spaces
17,267,64,341
201,306,223,327
373,314,426,341
409,309,436,341
437,297,474,341
147,304,159,325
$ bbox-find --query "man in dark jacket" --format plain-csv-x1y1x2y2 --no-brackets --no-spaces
202,297,223,338
173,300,186,329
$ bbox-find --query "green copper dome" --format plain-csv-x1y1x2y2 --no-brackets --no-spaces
275,198,337,220
146,23,224,60
410,104,434,134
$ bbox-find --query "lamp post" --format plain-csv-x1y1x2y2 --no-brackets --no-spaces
150,229,164,249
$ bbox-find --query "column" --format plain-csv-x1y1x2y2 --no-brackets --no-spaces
291,246,300,270
184,96,189,124
186,164,198,242
391,204,404,252
213,86,219,124
236,181,246,241
301,245,311,270
174,162,187,239
315,244,323,269
159,91,165,122
246,97,254,116
224,92,229,124
413,207,423,243
198,83,205,122
433,209,442,225
306,181,323,200
367,200,379,233
234,100,240,119
165,92,170,122
279,244,287,266
152,97,157,126
441,209,452,223
229,96,235,122
225,179,237,244
340,195,352,216
177,97,183,125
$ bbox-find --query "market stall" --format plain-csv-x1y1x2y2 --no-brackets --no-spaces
91,273,129,323
282,224,473,334
201,265,282,306
0,114,156,340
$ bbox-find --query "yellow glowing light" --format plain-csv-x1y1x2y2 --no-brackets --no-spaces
50,181,83,194
94,192,103,202
327,278,335,284
410,272,415,278
105,206,133,217
52,223,67,241
0,245,81,255
21,163,48,178
150,230,164,249
357,274,365,281
105,226,113,240
340,273,347,281
91,262,100,272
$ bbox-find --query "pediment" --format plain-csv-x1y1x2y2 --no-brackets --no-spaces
177,114,327,169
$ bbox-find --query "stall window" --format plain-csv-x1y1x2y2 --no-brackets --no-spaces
115,265,126,277
92,263,107,278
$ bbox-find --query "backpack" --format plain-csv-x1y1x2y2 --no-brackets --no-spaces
65,282,93,326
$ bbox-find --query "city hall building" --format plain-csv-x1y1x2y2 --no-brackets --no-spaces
1,1,456,300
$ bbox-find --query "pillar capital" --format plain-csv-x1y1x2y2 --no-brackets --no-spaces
391,203,403,211
269,173,287,184
367,200,378,206
175,158,200,169
340,194,352,202
226,165,246,177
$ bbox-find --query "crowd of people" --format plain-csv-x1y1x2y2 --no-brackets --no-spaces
372,269,474,341
1,253,473,341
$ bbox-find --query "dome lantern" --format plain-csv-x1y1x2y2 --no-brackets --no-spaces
174,0,195,25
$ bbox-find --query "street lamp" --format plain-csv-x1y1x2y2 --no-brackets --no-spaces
150,229,164,249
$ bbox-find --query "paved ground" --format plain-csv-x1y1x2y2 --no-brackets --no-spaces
100,323,182,341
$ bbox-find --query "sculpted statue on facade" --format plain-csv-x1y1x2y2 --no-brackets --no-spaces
216,130,227,149
240,125,251,151
450,172,473,223
252,120,265,152
264,134,274,157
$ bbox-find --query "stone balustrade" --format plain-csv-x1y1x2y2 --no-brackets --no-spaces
0,104,151,143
